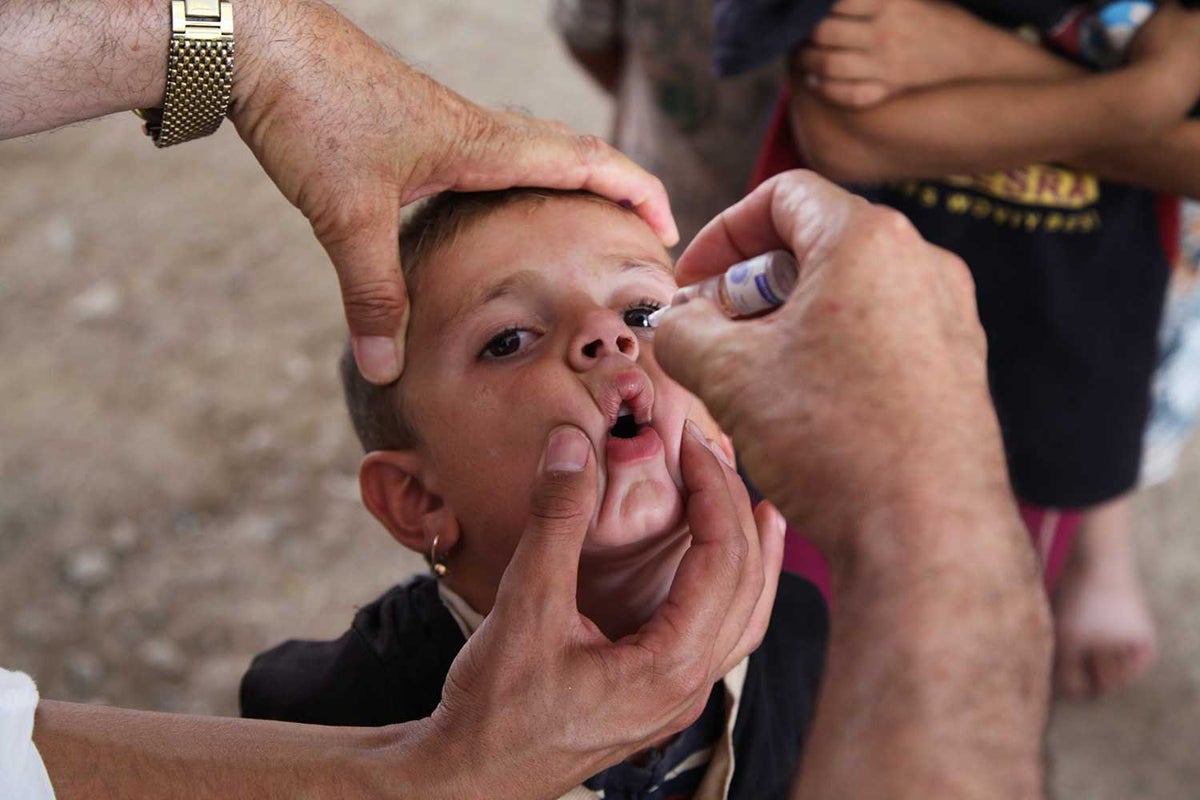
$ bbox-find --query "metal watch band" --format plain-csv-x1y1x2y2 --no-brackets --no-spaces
136,0,234,148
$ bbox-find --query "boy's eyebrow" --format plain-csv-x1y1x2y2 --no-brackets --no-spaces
612,256,674,278
445,256,674,330
444,269,542,330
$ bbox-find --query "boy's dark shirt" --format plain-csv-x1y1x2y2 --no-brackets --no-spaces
859,178,1169,508
583,682,726,798
241,572,828,799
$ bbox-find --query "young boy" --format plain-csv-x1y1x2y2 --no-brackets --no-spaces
240,189,828,799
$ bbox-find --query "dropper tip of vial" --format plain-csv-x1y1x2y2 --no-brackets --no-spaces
647,306,671,328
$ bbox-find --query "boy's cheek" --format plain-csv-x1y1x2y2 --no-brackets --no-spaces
638,355,726,449
448,468,539,544
644,357,721,434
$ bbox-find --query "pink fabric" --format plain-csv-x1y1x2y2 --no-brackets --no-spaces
781,503,1083,603
1018,504,1083,591
781,530,830,600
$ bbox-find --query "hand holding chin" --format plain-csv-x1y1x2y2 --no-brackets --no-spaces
430,424,784,797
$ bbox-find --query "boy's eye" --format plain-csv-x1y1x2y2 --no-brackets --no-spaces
623,301,663,330
479,328,534,360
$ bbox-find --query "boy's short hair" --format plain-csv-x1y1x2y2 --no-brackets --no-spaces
340,188,625,453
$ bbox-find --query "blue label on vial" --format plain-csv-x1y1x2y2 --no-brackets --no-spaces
755,274,784,306
729,262,751,285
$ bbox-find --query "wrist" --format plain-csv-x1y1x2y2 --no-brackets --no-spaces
831,488,1051,660
1130,61,1200,130
1065,62,1187,146
828,471,1035,596
415,702,612,800
357,713,547,800
941,8,1036,83
225,0,294,125
816,400,1022,577
226,0,357,131
124,0,174,110
353,718,468,800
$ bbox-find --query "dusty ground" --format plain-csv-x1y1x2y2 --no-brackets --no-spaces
1,1,1197,796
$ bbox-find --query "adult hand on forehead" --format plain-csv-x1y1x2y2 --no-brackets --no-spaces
230,0,677,386
659,170,1008,550
428,424,784,797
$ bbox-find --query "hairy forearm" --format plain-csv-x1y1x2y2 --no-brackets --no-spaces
0,0,168,137
790,62,1189,184
34,700,456,800
0,0,320,140
794,502,1052,800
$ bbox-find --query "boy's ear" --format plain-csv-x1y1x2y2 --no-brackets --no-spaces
359,451,459,556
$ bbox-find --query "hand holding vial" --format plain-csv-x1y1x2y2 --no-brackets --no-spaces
654,169,1050,800
652,170,1014,553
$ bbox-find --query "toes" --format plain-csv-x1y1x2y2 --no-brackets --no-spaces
1134,641,1157,673
1093,647,1128,696
1054,641,1092,699
1126,641,1157,684
1087,642,1156,697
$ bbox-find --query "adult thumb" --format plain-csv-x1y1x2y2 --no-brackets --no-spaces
653,300,741,399
497,426,599,609
320,215,410,385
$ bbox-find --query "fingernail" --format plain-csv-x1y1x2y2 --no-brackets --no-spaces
687,420,734,467
710,439,736,469
353,336,401,385
545,427,590,473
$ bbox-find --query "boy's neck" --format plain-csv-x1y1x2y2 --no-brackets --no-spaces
575,528,691,641
442,527,691,642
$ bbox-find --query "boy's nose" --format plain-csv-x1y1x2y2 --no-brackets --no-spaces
569,311,638,370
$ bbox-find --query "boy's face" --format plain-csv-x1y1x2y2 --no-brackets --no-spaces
401,198,725,564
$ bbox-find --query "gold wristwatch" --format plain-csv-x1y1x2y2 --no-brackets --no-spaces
135,0,234,148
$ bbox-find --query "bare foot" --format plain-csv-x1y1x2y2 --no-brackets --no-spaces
1053,495,1157,699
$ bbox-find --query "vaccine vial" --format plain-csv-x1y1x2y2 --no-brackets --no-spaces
672,250,799,319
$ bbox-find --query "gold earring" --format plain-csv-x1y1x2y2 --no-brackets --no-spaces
430,533,448,577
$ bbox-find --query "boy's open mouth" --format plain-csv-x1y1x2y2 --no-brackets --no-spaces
600,373,662,466
609,404,643,439
605,406,663,466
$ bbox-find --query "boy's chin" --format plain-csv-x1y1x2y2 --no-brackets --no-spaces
585,473,685,551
